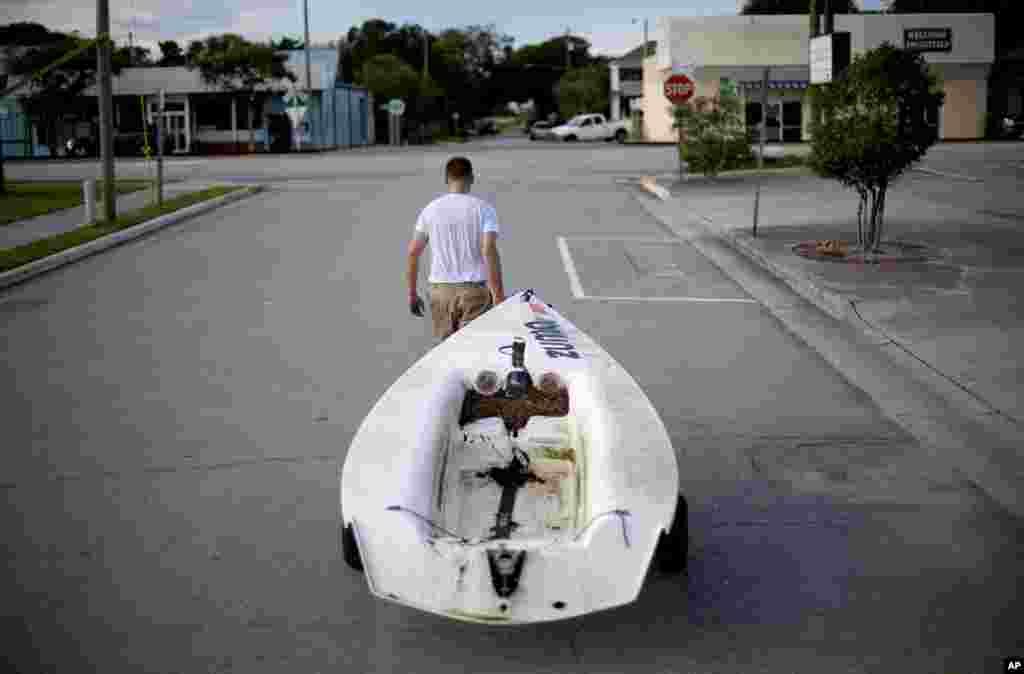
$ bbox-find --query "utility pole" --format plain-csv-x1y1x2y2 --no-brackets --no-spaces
97,0,116,222
303,0,312,148
565,27,571,69
644,19,649,59
421,30,428,144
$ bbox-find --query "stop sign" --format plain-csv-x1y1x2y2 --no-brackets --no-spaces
664,74,695,104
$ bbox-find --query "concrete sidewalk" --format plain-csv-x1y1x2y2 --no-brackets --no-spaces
642,170,1024,516
1,179,211,250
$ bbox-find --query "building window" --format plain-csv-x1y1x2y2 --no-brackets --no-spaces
620,68,642,82
116,97,144,132
746,100,803,142
194,95,232,131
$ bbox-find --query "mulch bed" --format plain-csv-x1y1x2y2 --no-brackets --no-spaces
792,239,932,266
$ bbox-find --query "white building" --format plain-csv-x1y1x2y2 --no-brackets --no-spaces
641,12,995,143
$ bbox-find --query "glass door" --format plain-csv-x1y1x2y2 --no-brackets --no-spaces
782,101,803,142
167,114,187,153
765,102,781,142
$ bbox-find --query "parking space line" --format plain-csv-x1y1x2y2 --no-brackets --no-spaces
556,236,757,303
579,296,758,303
556,236,587,298
912,167,983,182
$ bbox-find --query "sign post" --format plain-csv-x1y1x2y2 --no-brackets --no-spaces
387,99,405,146
285,94,308,151
156,88,164,206
665,73,695,182
754,68,768,238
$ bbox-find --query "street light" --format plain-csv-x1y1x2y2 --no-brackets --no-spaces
632,18,648,59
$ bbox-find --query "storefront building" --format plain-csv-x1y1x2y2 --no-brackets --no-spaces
643,13,995,143
2,48,371,157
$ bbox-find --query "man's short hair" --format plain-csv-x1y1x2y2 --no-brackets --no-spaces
445,156,473,182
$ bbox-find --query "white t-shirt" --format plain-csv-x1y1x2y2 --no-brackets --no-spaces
414,193,500,284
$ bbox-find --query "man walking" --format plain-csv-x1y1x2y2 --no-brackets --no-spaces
407,156,506,341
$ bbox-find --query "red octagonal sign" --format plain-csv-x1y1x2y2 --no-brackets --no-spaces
664,74,695,104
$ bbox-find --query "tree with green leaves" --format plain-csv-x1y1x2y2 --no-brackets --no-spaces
186,34,296,150
360,53,422,104
271,36,304,50
807,42,944,252
671,85,751,177
556,63,611,119
157,40,186,66
2,22,132,159
741,0,858,13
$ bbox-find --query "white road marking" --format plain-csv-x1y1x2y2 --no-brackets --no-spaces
556,236,757,303
556,236,587,298
560,236,681,243
580,296,758,303
913,167,983,182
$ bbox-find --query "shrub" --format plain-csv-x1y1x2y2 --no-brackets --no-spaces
671,87,749,177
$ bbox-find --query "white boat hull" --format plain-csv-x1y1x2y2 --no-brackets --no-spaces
340,289,681,624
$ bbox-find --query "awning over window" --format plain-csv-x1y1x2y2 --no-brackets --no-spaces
739,80,810,91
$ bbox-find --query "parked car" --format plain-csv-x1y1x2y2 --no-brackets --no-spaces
528,118,566,140
546,114,630,143
64,136,96,158
474,118,498,135
1001,114,1023,139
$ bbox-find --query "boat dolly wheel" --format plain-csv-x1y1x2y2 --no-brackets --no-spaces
341,521,364,571
654,492,688,573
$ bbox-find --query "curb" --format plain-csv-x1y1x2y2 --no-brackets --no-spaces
0,185,263,291
635,176,1024,518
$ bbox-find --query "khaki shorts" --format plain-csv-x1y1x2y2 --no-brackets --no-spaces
429,282,493,340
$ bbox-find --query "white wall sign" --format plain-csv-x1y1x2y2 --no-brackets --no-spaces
810,35,834,84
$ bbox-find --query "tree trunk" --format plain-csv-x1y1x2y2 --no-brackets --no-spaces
874,184,887,252
855,189,866,249
248,96,255,152
866,187,886,253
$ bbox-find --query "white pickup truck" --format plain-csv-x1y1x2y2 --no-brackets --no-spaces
547,114,630,143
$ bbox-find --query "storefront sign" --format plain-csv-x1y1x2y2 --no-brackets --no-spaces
810,32,851,84
904,28,952,52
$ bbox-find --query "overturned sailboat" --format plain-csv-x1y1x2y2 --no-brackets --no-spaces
339,289,686,624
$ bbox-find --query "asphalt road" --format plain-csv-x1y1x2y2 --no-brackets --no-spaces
2,140,1022,673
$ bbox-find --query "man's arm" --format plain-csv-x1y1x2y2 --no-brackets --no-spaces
481,232,505,304
407,232,428,300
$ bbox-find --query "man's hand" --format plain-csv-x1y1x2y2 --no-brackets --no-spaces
492,290,506,305
409,293,425,317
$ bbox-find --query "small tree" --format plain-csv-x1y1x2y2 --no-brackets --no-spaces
670,86,751,177
187,34,295,151
807,42,944,252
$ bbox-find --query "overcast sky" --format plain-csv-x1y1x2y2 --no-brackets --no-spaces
2,0,882,59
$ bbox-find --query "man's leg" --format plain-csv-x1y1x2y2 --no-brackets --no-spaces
429,285,460,340
454,286,494,331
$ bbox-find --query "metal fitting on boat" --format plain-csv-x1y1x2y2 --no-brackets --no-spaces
474,370,501,396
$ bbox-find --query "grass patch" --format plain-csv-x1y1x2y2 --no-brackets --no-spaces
1,179,153,226
0,185,244,273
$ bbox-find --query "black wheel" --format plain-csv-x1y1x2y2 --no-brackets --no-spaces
615,129,628,144
654,492,688,573
565,135,577,142
341,521,364,571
